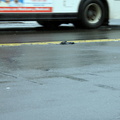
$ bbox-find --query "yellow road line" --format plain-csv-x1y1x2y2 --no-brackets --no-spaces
0,38,120,47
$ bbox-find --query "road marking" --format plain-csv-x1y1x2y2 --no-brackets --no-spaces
0,38,120,47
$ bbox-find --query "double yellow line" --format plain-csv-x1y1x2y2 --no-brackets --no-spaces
0,38,120,47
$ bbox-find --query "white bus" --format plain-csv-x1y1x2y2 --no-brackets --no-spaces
0,0,120,28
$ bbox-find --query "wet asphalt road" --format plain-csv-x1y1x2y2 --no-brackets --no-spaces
0,22,120,120
0,21,120,44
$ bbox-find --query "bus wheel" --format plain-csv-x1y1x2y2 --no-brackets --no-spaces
78,0,105,28
37,21,60,29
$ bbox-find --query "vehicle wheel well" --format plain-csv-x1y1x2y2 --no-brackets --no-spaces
78,0,109,25
100,0,109,25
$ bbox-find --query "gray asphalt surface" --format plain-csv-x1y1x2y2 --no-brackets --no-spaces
0,21,120,44
0,21,120,120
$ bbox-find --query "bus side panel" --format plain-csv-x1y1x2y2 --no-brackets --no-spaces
0,0,53,13
107,0,120,19
0,0,81,13
53,0,81,13
0,0,81,21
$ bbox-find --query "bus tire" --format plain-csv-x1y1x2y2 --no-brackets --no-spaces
77,0,105,28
